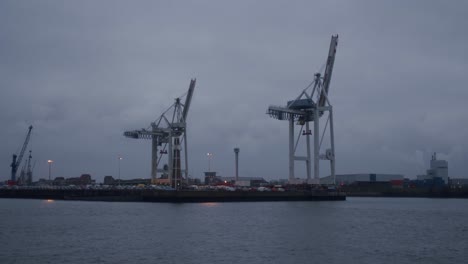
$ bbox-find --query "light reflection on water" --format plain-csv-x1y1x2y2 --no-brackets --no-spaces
200,202,219,207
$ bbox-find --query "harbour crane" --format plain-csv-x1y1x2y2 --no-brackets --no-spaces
18,150,33,185
267,35,338,184
26,151,33,184
124,79,196,189
10,125,33,182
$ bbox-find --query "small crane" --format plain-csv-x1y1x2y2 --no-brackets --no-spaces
10,125,33,183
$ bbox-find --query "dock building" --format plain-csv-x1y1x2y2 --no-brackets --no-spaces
320,173,404,185
203,171,268,187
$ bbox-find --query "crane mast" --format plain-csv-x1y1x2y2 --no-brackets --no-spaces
181,79,195,182
11,125,33,182
26,150,33,183
18,150,33,185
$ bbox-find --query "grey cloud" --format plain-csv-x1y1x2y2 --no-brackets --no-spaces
1,1,467,182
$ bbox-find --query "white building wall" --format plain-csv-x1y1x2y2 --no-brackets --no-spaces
320,173,404,185
430,159,449,184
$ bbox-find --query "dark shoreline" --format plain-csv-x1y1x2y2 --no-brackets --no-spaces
346,191,468,199
0,189,346,203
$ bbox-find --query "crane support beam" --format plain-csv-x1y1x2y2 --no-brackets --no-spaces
151,124,158,180
289,118,294,181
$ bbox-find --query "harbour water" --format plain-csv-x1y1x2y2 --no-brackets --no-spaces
1,197,467,264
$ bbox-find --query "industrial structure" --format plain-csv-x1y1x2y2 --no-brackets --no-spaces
10,125,33,183
234,148,240,181
124,79,196,189
267,35,338,184
417,152,449,184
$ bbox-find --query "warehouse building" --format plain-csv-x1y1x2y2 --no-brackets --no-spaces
320,173,404,185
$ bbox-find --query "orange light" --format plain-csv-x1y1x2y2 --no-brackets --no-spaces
201,202,218,207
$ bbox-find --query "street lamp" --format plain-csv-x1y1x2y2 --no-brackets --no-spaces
47,160,53,181
118,156,122,186
206,153,213,172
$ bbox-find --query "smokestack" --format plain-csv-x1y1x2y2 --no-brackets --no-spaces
234,148,240,181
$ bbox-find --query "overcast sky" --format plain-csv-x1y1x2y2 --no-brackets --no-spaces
1,0,467,183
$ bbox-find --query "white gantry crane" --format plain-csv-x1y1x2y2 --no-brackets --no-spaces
267,35,338,184
124,79,196,189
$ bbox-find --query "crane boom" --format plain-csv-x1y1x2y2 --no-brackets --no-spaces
11,125,33,182
318,34,338,107
182,78,196,122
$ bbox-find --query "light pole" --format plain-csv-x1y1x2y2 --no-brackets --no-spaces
118,156,122,186
47,160,53,181
206,153,213,172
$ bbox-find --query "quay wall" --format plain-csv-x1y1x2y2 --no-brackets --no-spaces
0,189,346,203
